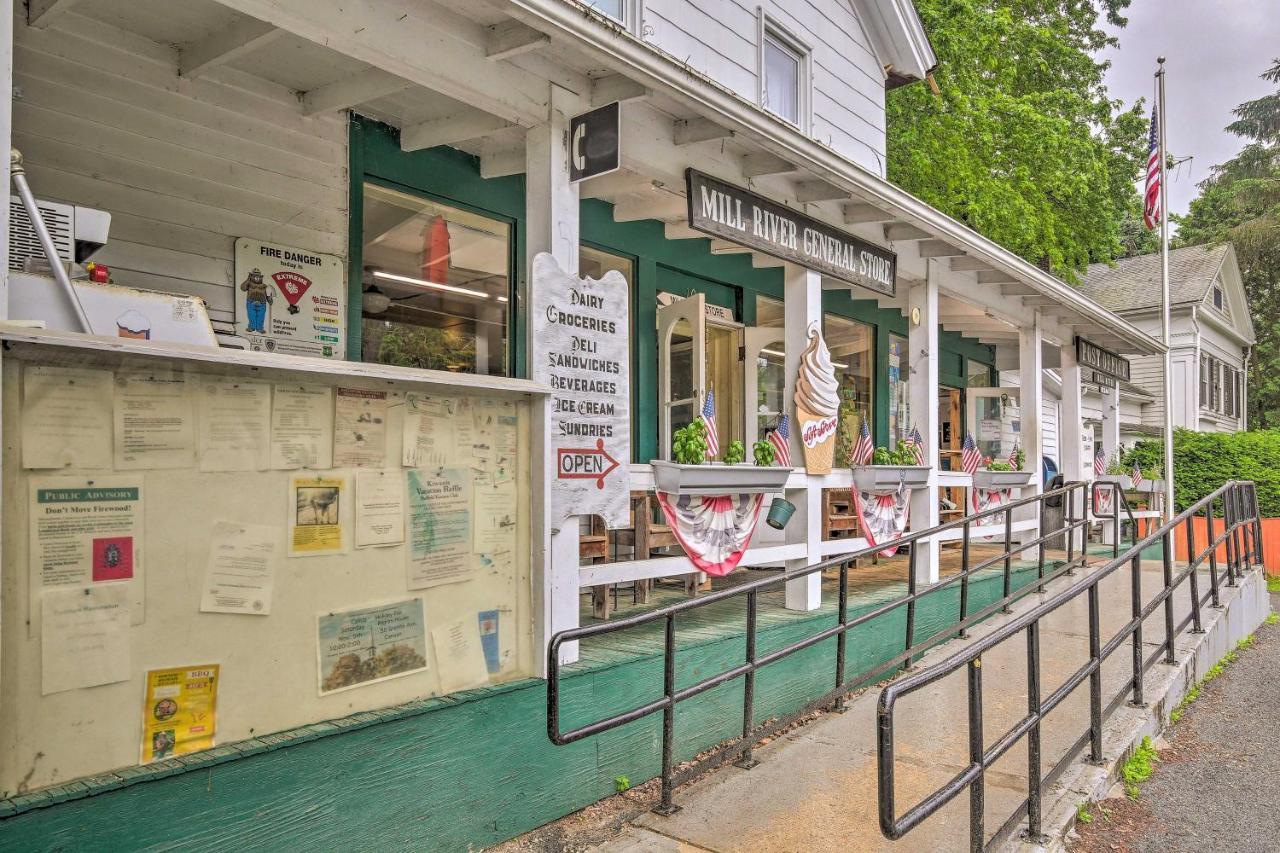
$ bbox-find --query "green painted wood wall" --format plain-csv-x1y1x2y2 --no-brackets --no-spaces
0,566,1043,851
348,118,995,461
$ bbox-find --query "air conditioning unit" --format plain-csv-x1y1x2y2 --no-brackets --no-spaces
8,195,111,271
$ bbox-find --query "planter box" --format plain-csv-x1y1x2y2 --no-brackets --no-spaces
651,460,792,495
973,469,1035,490
1095,474,1133,491
851,465,931,492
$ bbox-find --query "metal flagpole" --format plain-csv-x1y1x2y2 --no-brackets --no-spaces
1157,57,1175,520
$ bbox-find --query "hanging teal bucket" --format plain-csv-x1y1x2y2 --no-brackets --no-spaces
766,496,796,530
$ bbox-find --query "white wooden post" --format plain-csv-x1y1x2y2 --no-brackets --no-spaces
783,263,822,611
907,263,940,585
527,83,582,670
1015,317,1044,555
1059,340,1086,555
1100,381,1122,544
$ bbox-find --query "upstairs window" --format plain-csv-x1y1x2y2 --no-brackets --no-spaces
580,0,638,32
1213,284,1224,311
760,21,808,129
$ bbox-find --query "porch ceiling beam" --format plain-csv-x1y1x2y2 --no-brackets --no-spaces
577,169,656,199
478,143,527,179
179,16,283,78
842,202,895,225
610,192,687,222
949,256,990,272
301,68,411,116
977,270,1019,285
208,0,553,127
1000,283,1038,297
1018,295,1061,307
485,20,551,60
27,0,78,28
664,222,706,241
794,180,847,203
709,239,751,254
400,111,514,152
741,151,796,178
884,223,930,242
917,240,964,258
590,74,650,107
673,117,733,145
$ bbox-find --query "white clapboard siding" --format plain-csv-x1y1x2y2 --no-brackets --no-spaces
1042,398,1059,469
12,10,348,327
644,0,888,173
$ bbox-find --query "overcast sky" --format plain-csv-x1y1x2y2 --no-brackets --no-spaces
1102,1,1280,218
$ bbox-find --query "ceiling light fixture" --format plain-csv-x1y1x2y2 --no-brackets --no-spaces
372,270,490,300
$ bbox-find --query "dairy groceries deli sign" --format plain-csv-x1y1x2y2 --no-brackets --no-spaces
686,169,897,297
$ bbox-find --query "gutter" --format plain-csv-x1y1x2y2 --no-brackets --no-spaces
503,0,1164,356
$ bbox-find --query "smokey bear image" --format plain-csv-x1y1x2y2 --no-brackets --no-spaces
239,267,273,333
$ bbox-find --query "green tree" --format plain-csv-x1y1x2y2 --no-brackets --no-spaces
1176,60,1280,426
886,0,1147,279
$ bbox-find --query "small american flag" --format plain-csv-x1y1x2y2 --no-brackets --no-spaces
903,424,926,466
961,433,981,475
850,416,873,466
1093,444,1106,477
1008,442,1021,468
1131,464,1144,489
701,390,719,459
1143,107,1162,230
768,414,791,467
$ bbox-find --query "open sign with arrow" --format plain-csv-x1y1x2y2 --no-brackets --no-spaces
557,440,621,489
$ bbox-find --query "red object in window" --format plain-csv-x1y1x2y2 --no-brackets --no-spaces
421,215,450,284
86,262,110,283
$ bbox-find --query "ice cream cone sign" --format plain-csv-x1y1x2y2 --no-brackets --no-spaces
794,322,840,474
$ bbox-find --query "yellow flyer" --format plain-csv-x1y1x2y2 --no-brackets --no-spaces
141,664,220,763
288,474,348,556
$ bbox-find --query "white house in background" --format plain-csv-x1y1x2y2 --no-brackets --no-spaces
1078,243,1255,435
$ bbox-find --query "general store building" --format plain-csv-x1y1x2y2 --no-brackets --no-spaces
0,0,1164,848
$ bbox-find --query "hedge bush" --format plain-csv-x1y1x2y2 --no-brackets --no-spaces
1125,429,1280,517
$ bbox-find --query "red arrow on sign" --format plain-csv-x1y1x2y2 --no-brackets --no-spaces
557,439,620,489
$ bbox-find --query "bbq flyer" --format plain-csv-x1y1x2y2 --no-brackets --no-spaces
141,665,220,764
234,238,345,360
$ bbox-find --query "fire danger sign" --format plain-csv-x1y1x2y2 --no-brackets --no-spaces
531,253,631,529
234,238,344,360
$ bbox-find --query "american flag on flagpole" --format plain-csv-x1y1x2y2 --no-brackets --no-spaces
1008,442,1021,468
1131,463,1144,489
768,414,792,467
961,433,981,475
1142,107,1162,230
701,390,719,459
903,424,926,466
851,416,874,466
1093,444,1107,477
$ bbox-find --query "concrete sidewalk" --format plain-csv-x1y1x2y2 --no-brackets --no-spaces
593,560,1267,853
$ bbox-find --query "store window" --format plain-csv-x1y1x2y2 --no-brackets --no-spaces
360,183,511,375
761,22,807,128
888,333,909,449
825,314,874,464
755,296,786,439
967,358,992,387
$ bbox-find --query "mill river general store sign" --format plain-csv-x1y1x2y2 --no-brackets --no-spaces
531,253,631,529
686,169,897,296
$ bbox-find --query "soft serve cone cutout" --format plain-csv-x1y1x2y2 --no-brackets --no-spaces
794,323,840,474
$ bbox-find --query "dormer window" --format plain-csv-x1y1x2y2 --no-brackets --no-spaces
1213,284,1224,310
759,18,809,130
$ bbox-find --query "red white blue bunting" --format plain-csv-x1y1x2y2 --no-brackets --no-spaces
852,487,912,557
655,492,765,576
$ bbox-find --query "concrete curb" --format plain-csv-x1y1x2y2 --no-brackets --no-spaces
1007,566,1271,853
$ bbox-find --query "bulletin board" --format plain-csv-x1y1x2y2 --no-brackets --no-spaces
0,339,536,796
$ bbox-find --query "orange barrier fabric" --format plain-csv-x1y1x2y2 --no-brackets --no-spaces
1172,515,1280,576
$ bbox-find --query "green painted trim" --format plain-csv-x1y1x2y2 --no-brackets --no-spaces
346,117,365,360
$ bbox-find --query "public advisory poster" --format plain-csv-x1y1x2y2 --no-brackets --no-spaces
317,598,428,694
141,664,220,764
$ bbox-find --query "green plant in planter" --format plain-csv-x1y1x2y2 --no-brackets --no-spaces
1010,447,1026,470
1105,455,1129,476
672,420,708,465
722,440,746,464
984,458,1014,472
869,445,918,466
753,439,776,466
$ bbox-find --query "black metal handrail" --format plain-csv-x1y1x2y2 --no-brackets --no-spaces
876,480,1262,851
548,480,1112,815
